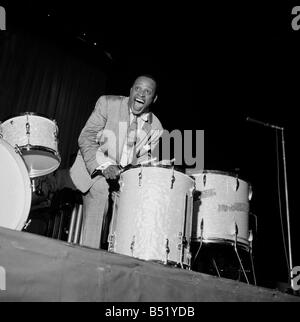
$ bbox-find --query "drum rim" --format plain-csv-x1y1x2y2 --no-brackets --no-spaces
19,145,61,159
0,138,32,230
123,164,195,182
1,111,57,124
125,163,186,173
191,237,250,250
186,169,252,186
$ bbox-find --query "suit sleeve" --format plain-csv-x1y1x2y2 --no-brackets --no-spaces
78,96,114,174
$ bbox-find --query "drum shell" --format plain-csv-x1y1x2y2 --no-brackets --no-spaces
1,113,60,177
109,166,194,264
191,171,251,247
0,138,31,230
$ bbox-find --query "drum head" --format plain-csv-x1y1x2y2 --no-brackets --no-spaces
0,139,31,230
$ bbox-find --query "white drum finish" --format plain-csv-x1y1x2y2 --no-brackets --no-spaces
190,171,252,247
0,113,60,177
0,139,31,230
109,166,195,265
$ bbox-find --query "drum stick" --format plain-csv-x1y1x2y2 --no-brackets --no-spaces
140,157,157,165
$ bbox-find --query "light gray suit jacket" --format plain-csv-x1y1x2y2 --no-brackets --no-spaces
70,95,163,193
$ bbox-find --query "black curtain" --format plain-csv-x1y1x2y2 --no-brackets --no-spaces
0,29,107,168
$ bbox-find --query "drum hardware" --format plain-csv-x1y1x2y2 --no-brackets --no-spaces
212,258,221,278
67,204,83,244
14,144,22,156
233,222,250,284
236,177,240,191
138,168,142,186
170,167,176,189
130,235,136,256
22,219,32,231
108,233,115,252
177,232,184,268
248,230,257,285
164,238,170,265
26,120,30,136
193,218,204,262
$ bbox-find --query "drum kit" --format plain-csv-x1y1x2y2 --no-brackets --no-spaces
0,112,256,284
108,163,257,284
0,112,60,231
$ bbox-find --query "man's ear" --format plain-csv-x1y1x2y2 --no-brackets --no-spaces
153,95,158,104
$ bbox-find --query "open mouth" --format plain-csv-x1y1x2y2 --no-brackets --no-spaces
133,97,145,110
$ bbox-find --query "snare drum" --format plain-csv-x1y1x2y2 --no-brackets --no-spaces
0,113,61,177
108,165,195,266
187,170,252,249
0,138,32,230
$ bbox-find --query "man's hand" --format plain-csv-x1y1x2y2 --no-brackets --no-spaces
102,165,121,180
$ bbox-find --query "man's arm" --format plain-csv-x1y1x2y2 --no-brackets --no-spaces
78,96,114,175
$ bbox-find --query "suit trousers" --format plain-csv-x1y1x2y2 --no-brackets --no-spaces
80,177,109,249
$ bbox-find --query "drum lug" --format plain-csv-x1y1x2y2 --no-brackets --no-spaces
138,168,143,187
248,185,253,201
185,242,192,270
14,144,22,156
170,167,176,189
22,219,32,231
130,235,136,256
108,233,115,252
164,238,170,265
236,177,240,191
170,174,176,189
203,174,206,187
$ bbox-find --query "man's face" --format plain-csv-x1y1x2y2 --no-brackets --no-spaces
128,76,157,115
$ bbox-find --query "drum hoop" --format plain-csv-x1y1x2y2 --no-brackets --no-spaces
20,145,60,159
123,164,194,182
187,169,252,186
1,112,57,124
192,237,250,250
125,164,186,173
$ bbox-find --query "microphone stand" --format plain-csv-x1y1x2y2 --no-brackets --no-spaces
281,128,294,288
246,117,293,289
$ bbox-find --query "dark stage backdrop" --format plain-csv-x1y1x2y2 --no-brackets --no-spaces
0,29,107,168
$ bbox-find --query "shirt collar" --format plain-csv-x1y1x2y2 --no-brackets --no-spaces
129,107,149,122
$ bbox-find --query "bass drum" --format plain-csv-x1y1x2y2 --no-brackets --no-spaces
187,170,252,249
0,138,32,230
108,165,195,266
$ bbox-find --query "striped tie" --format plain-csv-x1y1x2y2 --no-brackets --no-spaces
120,115,138,166
127,115,138,147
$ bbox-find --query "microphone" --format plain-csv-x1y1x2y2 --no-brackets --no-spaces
246,117,284,130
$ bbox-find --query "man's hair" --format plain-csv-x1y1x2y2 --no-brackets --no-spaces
133,73,159,94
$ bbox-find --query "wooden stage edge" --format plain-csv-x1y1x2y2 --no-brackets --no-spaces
0,226,299,302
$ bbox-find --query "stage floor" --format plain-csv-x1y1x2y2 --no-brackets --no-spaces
0,226,299,302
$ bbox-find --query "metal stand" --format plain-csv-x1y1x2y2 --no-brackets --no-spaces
192,225,257,285
281,129,294,287
247,117,293,288
67,204,83,244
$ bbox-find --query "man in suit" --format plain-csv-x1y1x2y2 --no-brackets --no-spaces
70,75,163,249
